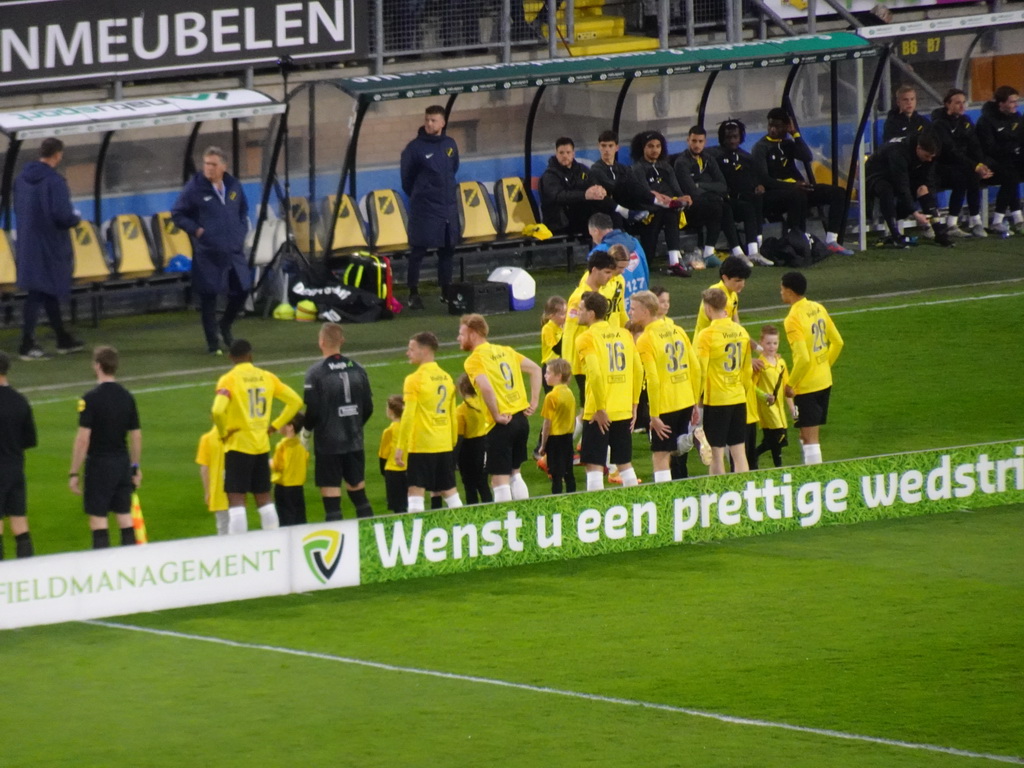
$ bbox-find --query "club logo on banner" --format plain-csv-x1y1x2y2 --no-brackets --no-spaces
289,521,361,593
303,530,344,584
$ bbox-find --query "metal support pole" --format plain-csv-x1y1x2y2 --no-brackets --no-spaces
686,0,695,47
0,139,23,230
566,0,575,50
308,86,318,256
525,86,548,182
659,0,671,49
830,61,839,187
94,131,114,227
856,58,868,252
697,72,720,128
374,0,385,74
548,0,558,58
612,76,635,135
501,0,512,63
843,48,889,253
807,0,817,34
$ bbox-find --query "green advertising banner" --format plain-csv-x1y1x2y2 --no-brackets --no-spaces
359,441,1024,584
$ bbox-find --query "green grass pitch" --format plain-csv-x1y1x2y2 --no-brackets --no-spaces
1,238,1022,765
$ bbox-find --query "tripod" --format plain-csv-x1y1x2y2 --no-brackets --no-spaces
254,55,313,314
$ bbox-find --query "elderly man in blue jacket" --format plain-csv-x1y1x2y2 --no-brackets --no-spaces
400,105,460,310
14,138,84,361
172,146,250,354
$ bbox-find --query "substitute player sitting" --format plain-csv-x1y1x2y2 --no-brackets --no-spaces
695,288,752,476
630,290,701,483
576,292,643,491
212,339,303,534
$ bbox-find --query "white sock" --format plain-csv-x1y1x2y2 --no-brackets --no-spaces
227,506,247,535
444,492,463,508
493,484,513,502
825,232,838,244
947,215,958,227
615,204,630,218
992,211,1005,224
803,443,822,465
731,245,743,257
586,471,604,491
654,469,672,483
619,467,638,487
258,503,279,530
511,473,529,500
214,510,230,536
1012,210,1024,224
747,242,759,256
757,234,763,246
667,249,681,266
968,214,982,226
896,219,906,235
702,245,715,258
407,495,425,513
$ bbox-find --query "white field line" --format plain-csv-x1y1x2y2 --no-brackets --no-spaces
86,619,1024,764
23,286,1024,404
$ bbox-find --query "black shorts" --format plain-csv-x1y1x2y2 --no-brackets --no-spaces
546,433,575,479
274,484,306,526
315,450,366,489
406,452,457,492
649,406,694,453
794,387,831,428
0,463,26,518
224,450,272,495
580,418,633,466
485,411,529,476
384,469,408,513
83,455,134,517
702,403,747,448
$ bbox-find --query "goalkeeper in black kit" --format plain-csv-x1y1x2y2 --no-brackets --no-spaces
303,322,375,520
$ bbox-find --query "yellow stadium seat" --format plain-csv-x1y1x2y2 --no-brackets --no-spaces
458,181,500,242
0,230,16,290
364,189,409,252
286,197,323,257
108,214,156,278
150,211,192,268
320,194,369,253
493,177,540,236
71,221,112,283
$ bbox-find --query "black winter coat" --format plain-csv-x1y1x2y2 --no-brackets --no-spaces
400,128,460,249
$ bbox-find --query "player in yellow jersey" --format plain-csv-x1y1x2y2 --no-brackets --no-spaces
537,358,577,494
196,423,229,535
563,250,617,421
455,373,493,505
695,289,752,475
753,325,796,468
693,255,751,340
630,290,701,483
394,332,462,514
212,339,303,534
576,292,643,490
780,272,844,465
377,395,407,514
270,413,308,526
459,313,542,503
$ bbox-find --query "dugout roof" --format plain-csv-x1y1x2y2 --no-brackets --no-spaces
335,32,879,102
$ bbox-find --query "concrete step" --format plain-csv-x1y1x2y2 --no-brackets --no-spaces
542,16,625,42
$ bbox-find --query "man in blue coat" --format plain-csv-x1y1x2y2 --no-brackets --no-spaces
172,147,251,354
14,138,84,361
400,105,460,310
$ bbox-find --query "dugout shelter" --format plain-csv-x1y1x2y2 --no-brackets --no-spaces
259,30,887,273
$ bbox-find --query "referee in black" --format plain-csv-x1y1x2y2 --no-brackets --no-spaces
0,350,37,559
303,323,374,520
69,346,142,548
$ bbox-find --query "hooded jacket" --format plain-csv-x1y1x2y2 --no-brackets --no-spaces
171,171,251,296
400,127,460,249
13,160,80,297
976,100,1022,160
539,155,597,235
866,136,938,213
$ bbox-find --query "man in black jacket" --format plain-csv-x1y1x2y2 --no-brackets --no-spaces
538,137,608,236
930,89,994,238
303,322,374,520
752,108,853,255
588,131,645,229
977,86,1024,235
882,85,931,143
400,105,460,309
866,132,952,248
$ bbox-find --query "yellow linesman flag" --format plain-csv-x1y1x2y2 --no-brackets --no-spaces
131,492,148,545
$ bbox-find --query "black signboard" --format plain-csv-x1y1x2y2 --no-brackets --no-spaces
0,0,366,92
